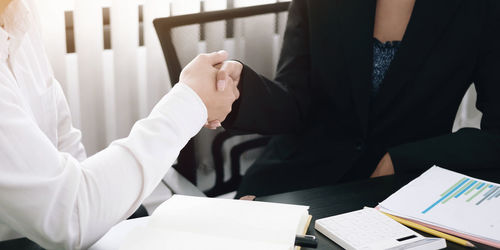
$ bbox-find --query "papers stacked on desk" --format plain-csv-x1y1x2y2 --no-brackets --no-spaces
120,195,311,250
379,166,500,248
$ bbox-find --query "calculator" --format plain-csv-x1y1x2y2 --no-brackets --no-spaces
314,207,446,250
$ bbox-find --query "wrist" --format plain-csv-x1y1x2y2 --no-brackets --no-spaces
155,83,208,132
177,82,208,117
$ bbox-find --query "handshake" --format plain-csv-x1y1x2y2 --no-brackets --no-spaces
179,50,243,129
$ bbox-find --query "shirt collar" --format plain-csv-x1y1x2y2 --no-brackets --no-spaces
0,0,31,59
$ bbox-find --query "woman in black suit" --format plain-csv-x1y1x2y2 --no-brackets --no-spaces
217,0,500,197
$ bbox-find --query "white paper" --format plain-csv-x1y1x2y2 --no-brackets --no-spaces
379,166,500,243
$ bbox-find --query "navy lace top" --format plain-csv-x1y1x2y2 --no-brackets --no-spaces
372,38,401,97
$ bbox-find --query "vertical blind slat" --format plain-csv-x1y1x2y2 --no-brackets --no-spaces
74,0,107,154
111,0,140,138
171,1,201,68
204,0,226,54
144,0,171,111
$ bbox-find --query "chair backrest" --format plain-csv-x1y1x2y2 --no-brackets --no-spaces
154,1,291,85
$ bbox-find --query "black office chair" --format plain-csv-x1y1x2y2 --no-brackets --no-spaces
153,2,290,197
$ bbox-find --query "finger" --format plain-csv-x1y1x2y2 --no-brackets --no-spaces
204,50,228,66
219,61,242,82
211,120,222,127
233,87,240,100
204,122,217,129
239,195,256,201
224,76,239,99
216,70,227,92
206,120,221,129
208,123,219,129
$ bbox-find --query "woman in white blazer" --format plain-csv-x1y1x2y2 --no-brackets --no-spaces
0,0,239,249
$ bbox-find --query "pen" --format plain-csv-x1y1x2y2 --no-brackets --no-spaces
295,234,318,248
381,212,476,248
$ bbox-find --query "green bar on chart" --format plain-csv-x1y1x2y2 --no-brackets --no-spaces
441,177,466,196
442,179,473,204
465,182,481,195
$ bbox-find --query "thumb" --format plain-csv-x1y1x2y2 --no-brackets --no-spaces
216,70,227,92
205,50,228,65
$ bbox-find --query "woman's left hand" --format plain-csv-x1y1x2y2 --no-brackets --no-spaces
370,153,395,178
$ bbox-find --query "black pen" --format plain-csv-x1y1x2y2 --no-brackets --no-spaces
295,234,318,248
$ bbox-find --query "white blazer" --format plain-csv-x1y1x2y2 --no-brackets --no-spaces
0,0,207,249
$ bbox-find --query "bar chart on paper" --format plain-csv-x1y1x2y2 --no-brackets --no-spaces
422,177,500,214
379,166,500,247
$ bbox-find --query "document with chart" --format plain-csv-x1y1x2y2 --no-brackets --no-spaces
379,166,500,247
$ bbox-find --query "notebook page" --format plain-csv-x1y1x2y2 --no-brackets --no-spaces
147,195,309,248
120,226,293,250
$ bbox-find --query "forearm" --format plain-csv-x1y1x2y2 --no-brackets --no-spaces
222,0,311,134
223,64,309,135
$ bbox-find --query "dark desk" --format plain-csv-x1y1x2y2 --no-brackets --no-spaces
2,174,498,249
257,175,496,250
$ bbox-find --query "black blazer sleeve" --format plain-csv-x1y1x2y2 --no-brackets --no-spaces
222,0,312,135
389,1,500,175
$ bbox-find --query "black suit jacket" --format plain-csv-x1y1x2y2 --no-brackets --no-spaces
223,0,500,191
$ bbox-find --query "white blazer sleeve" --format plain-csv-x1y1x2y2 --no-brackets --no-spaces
0,81,207,249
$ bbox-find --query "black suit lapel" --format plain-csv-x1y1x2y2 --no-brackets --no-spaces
371,0,463,118
337,0,377,137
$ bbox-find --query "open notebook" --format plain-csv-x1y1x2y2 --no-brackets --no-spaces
120,195,311,250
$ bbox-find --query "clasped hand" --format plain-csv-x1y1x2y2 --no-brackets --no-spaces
179,50,243,129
